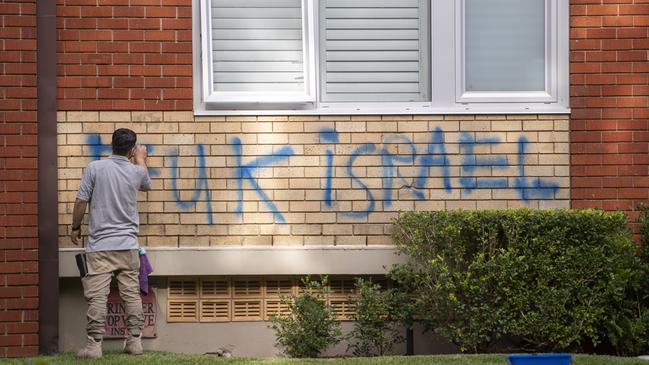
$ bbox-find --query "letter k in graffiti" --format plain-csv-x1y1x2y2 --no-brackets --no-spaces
232,137,294,223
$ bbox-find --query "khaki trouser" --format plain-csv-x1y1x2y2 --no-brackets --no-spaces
82,249,144,339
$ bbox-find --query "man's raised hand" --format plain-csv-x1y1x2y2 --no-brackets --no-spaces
133,144,148,166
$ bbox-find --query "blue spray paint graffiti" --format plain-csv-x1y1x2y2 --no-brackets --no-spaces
416,127,452,193
512,136,559,200
87,134,112,160
84,127,562,224
344,143,377,219
232,137,294,223
458,133,509,192
319,128,339,208
380,134,424,208
170,144,213,224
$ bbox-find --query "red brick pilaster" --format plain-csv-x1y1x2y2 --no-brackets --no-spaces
0,0,39,358
570,1,649,226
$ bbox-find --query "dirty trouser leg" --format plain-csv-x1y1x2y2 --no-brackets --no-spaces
116,267,144,336
82,272,112,340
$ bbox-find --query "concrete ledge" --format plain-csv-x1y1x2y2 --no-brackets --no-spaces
59,246,405,277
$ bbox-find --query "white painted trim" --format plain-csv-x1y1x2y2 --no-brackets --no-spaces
315,0,327,102
430,0,455,108
419,0,432,101
204,92,315,104
556,0,570,108
58,246,406,277
193,103,570,115
200,0,212,106
193,0,202,113
303,0,317,102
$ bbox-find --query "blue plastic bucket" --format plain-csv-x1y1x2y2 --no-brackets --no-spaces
507,354,573,365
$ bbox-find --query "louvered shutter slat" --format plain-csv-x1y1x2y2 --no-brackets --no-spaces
321,0,429,103
326,51,419,62
326,8,420,18
212,18,302,29
328,83,419,93
327,29,419,40
213,62,302,72
326,19,419,29
214,72,304,83
327,41,420,51
214,7,302,18
213,29,302,40
213,40,304,51
327,72,419,83
214,51,302,62
326,62,419,72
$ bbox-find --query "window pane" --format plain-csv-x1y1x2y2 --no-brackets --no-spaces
321,0,429,102
211,0,305,93
465,0,545,92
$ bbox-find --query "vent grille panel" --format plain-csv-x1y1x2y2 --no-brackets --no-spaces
168,300,198,322
168,279,199,298
264,299,292,319
330,299,356,320
265,278,295,298
201,278,230,298
233,278,263,298
200,300,231,322
329,279,356,297
233,299,264,321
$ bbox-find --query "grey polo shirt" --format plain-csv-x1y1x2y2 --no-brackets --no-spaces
77,155,152,252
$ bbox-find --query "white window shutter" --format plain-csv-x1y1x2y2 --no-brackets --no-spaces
320,0,430,102
206,0,314,103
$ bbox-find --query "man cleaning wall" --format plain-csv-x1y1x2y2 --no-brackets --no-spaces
70,128,151,359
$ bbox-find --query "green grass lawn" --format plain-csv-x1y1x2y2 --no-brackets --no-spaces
1,353,648,365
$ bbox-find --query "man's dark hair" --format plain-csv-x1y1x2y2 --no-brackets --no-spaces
112,128,137,156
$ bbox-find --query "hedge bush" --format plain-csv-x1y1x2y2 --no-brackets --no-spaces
390,208,648,354
269,277,342,358
346,278,410,356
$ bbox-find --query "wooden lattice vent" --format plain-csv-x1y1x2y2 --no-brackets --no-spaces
166,276,387,323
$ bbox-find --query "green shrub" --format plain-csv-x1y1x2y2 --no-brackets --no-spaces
390,208,647,354
269,276,342,358
346,278,411,356
638,204,649,257
604,205,649,355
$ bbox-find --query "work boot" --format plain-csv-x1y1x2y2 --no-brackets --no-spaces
76,335,102,359
123,333,143,355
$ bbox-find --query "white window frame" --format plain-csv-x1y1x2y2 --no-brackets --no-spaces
198,0,317,106
455,0,559,103
193,0,569,115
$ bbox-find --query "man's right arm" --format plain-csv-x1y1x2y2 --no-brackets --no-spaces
72,164,94,245
70,199,87,245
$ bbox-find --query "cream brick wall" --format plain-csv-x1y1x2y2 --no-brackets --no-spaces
57,112,570,248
